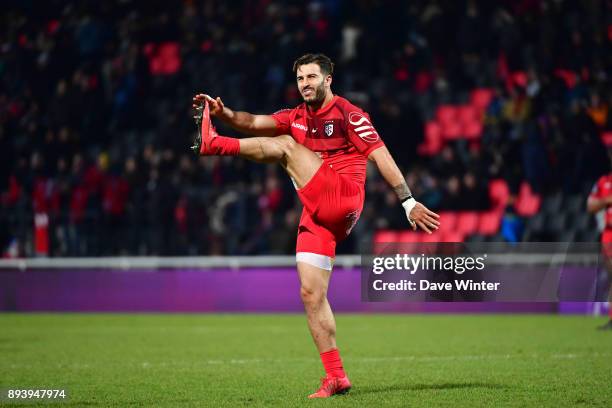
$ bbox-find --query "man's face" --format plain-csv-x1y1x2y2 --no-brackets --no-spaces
296,63,330,105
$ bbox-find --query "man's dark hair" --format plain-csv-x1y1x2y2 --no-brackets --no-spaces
292,53,334,76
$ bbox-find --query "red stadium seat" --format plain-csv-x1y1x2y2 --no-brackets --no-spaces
437,212,458,233
456,212,479,235
478,210,502,236
440,230,465,242
470,88,493,111
146,42,181,75
515,182,541,216
436,105,457,125
417,121,443,156
511,71,528,88
554,69,577,89
489,179,510,210
601,131,612,147
457,105,480,125
417,143,438,156
374,230,399,243
398,231,420,243
425,121,442,141
421,232,439,243
398,231,439,243
463,121,483,140
441,121,462,140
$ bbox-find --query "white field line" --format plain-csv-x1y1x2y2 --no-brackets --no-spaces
2,353,609,370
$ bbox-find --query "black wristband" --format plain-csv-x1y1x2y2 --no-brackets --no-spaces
401,195,413,204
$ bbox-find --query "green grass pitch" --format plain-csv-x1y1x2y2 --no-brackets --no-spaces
0,314,611,407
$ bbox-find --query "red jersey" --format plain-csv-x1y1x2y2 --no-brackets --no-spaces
271,95,385,187
589,174,612,230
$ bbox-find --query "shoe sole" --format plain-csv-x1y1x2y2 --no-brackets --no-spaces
336,386,351,395
191,102,204,154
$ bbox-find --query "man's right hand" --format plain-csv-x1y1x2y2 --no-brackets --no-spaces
193,94,228,119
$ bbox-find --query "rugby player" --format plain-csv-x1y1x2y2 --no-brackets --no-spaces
192,53,440,397
587,153,612,330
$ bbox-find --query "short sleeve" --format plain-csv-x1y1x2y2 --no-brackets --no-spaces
344,109,385,156
271,109,292,136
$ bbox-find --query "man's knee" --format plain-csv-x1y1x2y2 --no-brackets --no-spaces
300,283,326,306
276,134,298,158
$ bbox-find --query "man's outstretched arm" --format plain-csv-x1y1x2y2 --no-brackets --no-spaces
193,93,277,137
368,146,440,233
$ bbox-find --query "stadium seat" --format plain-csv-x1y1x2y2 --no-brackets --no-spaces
421,232,439,243
397,231,440,243
457,105,480,125
425,121,442,141
511,71,528,88
488,179,510,210
374,230,399,243
417,121,443,156
146,42,181,75
527,213,545,231
463,120,483,140
440,230,465,242
466,234,486,243
478,210,502,236
544,213,566,235
441,121,462,140
554,69,577,89
470,88,494,111
456,212,479,235
572,213,592,232
396,231,419,243
576,229,600,242
436,105,457,125
485,233,506,242
564,195,584,214
515,182,541,216
417,143,439,156
437,212,458,233
541,193,562,214
557,230,576,242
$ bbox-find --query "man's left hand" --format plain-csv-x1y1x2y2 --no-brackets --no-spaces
404,201,440,234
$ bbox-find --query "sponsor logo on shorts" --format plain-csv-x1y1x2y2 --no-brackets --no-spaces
291,122,308,132
348,112,379,142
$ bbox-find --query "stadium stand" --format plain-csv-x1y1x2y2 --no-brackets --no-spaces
1,0,610,256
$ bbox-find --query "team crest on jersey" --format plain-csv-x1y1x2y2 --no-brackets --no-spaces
324,123,334,137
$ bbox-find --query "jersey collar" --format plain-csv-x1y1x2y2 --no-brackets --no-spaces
304,95,338,118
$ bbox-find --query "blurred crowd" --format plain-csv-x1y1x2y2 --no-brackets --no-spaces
1,0,611,256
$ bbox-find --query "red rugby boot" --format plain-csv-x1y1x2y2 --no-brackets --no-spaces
191,99,239,156
192,99,217,155
308,376,352,399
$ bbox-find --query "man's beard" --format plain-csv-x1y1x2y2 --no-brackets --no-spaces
303,82,326,106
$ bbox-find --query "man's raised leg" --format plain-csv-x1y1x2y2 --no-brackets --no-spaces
195,99,322,188
238,135,321,188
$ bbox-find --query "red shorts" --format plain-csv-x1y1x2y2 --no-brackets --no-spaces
296,164,364,257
